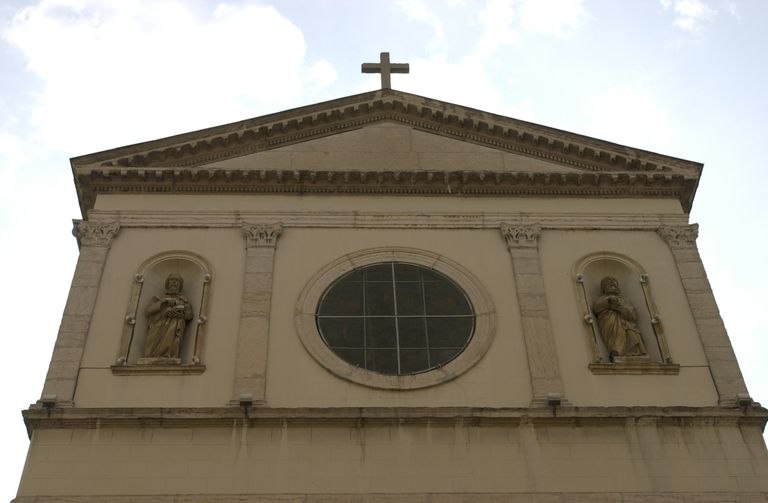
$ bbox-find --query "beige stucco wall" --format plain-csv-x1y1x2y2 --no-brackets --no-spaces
76,228,245,408
69,192,714,409
540,230,718,406
267,227,528,407
17,423,768,497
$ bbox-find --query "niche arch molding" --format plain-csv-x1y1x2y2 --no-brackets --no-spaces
573,252,678,375
112,251,212,375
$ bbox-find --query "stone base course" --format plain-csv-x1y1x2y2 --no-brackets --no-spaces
12,492,768,502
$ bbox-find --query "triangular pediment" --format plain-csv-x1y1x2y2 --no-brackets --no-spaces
201,122,584,174
71,89,703,214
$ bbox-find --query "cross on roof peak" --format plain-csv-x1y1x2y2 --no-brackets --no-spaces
361,52,410,90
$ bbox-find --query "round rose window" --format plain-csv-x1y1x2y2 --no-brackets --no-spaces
316,262,475,375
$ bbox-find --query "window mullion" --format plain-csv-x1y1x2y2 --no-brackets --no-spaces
391,262,401,374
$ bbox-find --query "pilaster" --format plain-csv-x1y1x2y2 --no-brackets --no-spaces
657,224,749,406
500,223,566,406
231,223,283,405
40,220,120,407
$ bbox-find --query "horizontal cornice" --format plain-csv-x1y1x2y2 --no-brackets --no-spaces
86,210,689,230
75,168,699,216
22,406,768,436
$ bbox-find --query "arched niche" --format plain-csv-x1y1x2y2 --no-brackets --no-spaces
574,253,678,375
113,252,211,374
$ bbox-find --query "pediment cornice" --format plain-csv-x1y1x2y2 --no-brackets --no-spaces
71,89,703,214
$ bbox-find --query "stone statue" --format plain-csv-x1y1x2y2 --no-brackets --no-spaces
143,273,193,361
592,276,647,362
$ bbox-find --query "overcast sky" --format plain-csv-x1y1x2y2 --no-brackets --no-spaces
2,0,767,499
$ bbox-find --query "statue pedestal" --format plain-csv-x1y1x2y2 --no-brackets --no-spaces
612,355,651,364
136,357,181,366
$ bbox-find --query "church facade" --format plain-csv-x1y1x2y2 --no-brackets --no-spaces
15,87,768,501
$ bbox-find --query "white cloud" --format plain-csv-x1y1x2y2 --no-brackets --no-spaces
722,1,739,18
309,59,337,88
580,86,680,155
396,0,586,62
474,0,519,61
3,0,335,155
660,0,717,32
0,133,28,201
396,0,444,41
396,0,446,54
517,0,586,37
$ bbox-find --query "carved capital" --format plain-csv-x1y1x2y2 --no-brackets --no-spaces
501,223,541,248
72,220,120,248
657,224,698,249
242,223,283,248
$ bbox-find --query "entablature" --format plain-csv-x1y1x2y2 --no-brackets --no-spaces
75,168,698,215
83,209,690,230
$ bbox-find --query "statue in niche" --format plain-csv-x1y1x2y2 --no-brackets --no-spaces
143,273,193,362
592,276,647,362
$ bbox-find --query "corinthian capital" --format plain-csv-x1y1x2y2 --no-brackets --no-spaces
501,223,541,248
242,222,283,248
657,224,699,249
72,220,120,248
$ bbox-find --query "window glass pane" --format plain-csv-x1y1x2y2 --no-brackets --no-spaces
366,317,397,348
424,281,472,315
366,349,398,374
365,264,392,281
333,348,365,368
365,282,394,315
395,282,424,315
318,318,364,348
343,269,364,281
421,269,444,282
317,261,475,376
430,347,463,367
318,280,363,316
394,263,421,281
399,348,429,374
397,317,427,348
426,317,474,348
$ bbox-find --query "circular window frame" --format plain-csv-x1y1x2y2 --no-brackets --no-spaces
295,247,496,389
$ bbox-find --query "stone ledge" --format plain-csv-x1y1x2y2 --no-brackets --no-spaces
21,405,768,436
110,364,206,375
589,362,680,375
12,491,768,503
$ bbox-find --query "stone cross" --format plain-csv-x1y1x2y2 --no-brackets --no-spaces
361,52,409,89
